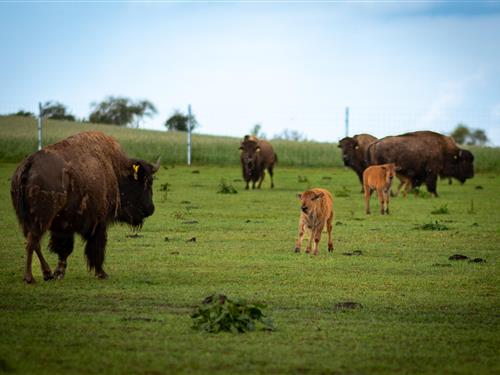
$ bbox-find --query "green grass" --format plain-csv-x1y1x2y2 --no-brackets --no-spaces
0,160,498,374
0,116,341,167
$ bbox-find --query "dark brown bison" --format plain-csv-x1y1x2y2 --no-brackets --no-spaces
11,131,159,283
239,135,277,189
338,134,377,192
366,131,474,196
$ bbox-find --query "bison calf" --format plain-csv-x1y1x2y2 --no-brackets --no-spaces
363,163,396,215
294,188,334,255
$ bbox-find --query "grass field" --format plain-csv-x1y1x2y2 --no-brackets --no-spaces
0,157,498,374
2,115,500,171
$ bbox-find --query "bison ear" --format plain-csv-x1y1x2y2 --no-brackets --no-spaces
312,192,324,200
132,163,140,181
297,193,302,199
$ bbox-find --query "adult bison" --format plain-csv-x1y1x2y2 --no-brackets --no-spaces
239,135,277,189
11,131,159,283
338,134,377,191
366,131,474,196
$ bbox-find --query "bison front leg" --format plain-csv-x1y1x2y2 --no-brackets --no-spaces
49,231,75,280
294,221,306,253
383,190,390,214
84,224,108,279
312,227,323,256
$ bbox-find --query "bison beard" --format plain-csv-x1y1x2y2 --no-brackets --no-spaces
11,131,159,283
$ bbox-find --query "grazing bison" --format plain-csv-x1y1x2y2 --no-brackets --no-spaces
239,135,277,189
363,163,396,215
366,131,474,196
11,131,159,283
294,188,334,255
338,134,377,191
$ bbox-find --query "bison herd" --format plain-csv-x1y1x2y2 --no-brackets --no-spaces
11,129,474,283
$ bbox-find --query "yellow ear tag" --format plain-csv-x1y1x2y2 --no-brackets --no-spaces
132,164,140,180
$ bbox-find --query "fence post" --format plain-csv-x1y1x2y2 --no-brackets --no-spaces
345,107,349,138
37,102,43,150
187,104,192,166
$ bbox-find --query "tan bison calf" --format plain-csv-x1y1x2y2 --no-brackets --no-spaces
294,188,334,255
363,163,396,215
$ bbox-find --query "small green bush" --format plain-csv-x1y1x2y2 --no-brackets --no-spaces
191,294,275,333
217,179,238,194
431,204,449,215
415,220,449,231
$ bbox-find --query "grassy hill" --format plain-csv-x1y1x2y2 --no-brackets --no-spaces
1,115,498,171
0,116,341,168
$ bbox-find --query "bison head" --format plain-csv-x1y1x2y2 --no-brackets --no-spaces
117,158,160,227
443,149,474,183
338,137,358,167
297,190,324,214
239,140,261,178
456,149,474,183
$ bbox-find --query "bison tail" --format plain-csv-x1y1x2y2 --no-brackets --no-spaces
11,158,33,235
274,153,278,163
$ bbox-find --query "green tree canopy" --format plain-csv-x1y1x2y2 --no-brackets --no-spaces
89,97,157,127
165,110,198,132
450,123,489,146
11,110,35,118
41,101,76,121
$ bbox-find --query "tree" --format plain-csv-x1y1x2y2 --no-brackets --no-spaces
89,97,157,127
450,123,470,144
11,110,35,117
165,110,198,132
450,123,488,146
249,123,266,139
273,128,307,142
41,101,75,121
470,129,488,146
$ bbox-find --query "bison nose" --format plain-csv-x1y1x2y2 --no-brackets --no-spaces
301,206,308,213
145,204,155,217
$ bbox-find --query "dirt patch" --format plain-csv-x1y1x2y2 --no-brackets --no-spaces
333,302,363,310
469,258,486,263
342,250,363,256
432,263,452,267
186,237,197,243
449,254,469,261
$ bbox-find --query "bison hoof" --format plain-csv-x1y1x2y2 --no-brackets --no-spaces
294,247,301,253
328,245,334,252
23,275,35,284
53,269,65,280
43,272,54,281
96,271,108,279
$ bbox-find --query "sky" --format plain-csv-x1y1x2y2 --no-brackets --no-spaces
1,1,500,145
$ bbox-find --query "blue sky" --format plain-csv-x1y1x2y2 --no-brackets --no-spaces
1,1,500,145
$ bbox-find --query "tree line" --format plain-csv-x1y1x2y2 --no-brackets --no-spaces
8,97,197,132
7,99,490,144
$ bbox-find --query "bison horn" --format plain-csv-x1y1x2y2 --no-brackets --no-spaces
152,157,161,173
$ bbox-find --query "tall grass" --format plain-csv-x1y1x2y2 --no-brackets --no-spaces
0,116,341,167
1,115,499,171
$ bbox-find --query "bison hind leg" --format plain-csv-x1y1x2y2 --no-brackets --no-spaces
83,223,108,279
49,231,75,280
24,232,53,283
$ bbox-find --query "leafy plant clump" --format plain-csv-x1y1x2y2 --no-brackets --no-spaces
191,294,275,333
415,220,449,231
217,179,238,194
431,204,449,215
